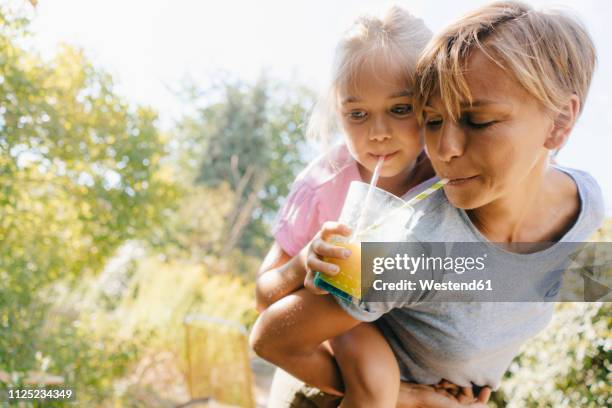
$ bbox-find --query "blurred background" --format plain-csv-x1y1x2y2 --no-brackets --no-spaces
0,0,609,406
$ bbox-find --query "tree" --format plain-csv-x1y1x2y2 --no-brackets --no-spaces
0,4,177,380
173,76,314,259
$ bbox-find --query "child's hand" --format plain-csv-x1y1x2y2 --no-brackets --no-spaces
302,221,353,295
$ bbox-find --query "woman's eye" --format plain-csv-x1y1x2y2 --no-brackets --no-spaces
425,118,443,128
469,121,495,129
347,110,367,121
463,116,496,129
390,104,413,116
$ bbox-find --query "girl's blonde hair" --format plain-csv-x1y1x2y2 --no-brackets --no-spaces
417,1,596,122
307,5,432,145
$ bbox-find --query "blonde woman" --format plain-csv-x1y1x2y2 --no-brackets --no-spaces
251,1,604,407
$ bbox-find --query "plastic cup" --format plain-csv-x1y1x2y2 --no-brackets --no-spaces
314,181,415,302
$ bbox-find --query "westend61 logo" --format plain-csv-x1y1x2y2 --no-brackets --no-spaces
372,253,487,275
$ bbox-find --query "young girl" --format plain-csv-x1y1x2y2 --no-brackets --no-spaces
254,5,446,407
252,1,603,407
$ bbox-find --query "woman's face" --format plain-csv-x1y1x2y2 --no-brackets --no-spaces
338,64,423,178
423,49,554,209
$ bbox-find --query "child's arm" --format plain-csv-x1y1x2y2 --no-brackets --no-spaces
255,221,348,311
255,242,307,311
256,174,327,311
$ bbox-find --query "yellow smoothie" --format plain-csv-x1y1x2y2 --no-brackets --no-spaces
322,241,362,299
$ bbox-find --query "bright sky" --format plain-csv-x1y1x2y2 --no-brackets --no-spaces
26,0,611,214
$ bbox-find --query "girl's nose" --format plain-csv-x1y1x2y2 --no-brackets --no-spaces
369,116,392,142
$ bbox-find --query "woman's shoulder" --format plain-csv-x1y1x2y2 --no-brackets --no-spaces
558,167,604,203
555,166,605,239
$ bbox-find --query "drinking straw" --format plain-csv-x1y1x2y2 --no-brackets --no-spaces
351,156,385,242
355,178,449,237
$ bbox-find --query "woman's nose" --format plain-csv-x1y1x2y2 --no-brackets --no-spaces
369,115,392,142
435,121,466,162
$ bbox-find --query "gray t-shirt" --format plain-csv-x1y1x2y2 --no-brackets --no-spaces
336,167,605,389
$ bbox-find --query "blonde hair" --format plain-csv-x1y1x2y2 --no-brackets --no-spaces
417,1,596,122
308,5,432,145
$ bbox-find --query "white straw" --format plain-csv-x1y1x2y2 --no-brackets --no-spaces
351,156,385,242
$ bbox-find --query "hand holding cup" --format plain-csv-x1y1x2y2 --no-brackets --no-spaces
303,222,353,295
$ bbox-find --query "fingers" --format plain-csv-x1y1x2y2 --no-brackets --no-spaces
304,269,328,295
435,380,480,405
477,387,491,403
301,222,353,296
399,382,487,408
306,236,352,279
311,238,352,260
456,385,474,404
436,380,461,398
433,387,456,400
307,251,341,276
320,221,352,241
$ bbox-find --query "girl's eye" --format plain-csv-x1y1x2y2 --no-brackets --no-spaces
347,110,367,121
390,104,413,116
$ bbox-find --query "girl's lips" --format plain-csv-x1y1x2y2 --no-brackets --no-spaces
447,175,478,186
369,151,398,160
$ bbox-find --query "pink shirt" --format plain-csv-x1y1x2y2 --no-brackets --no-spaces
272,144,362,257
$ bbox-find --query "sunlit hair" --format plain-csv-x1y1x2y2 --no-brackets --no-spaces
416,1,596,122
307,5,432,145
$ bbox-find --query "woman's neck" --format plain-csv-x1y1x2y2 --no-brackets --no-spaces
467,161,579,244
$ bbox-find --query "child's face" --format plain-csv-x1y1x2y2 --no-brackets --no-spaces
423,49,554,210
338,64,422,179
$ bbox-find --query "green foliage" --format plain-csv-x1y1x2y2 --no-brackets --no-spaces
494,302,611,408
0,4,302,406
174,77,313,258
0,42,177,290
491,221,612,407
116,257,257,340
147,182,235,260
0,5,178,401
35,311,142,405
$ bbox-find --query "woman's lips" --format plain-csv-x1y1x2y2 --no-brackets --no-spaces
447,175,478,186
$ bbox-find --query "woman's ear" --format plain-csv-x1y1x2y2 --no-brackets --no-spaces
544,94,581,150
